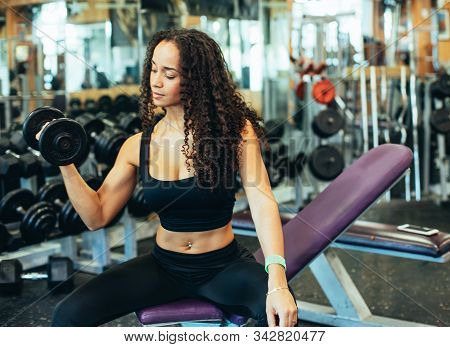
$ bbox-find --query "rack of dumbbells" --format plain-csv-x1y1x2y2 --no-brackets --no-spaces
281,61,346,212
0,102,156,290
423,72,450,205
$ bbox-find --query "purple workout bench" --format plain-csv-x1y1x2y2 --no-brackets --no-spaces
136,144,417,327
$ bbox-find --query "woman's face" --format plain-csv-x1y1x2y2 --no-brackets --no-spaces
150,40,181,108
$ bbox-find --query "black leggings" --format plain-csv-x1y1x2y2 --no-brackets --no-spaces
51,238,298,327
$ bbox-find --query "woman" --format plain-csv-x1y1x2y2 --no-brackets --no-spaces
50,28,298,327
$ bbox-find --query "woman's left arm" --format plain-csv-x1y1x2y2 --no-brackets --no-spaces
238,120,298,327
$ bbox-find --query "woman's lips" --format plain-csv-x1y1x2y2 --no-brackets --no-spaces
153,92,164,99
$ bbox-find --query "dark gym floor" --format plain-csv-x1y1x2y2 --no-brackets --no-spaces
0,199,448,327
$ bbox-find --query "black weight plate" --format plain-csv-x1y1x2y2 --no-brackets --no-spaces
114,94,131,113
20,201,56,244
97,129,127,166
94,128,110,164
59,200,85,235
0,189,36,223
58,200,72,234
117,113,141,134
431,74,450,100
22,107,64,151
38,181,67,209
76,113,105,144
85,98,97,113
430,108,450,134
128,185,150,217
39,118,88,166
69,205,87,233
69,98,81,109
308,145,344,181
312,108,344,138
98,95,113,113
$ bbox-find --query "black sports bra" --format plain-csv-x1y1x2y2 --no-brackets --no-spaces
139,118,238,232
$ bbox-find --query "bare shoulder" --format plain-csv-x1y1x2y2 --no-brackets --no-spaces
241,119,258,140
119,132,142,167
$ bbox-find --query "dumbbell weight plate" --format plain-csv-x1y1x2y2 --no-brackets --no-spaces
308,145,344,181
312,108,344,138
39,118,89,166
128,185,150,218
98,95,113,113
22,107,65,151
0,189,37,223
114,94,131,114
430,108,450,134
58,200,70,234
58,200,83,235
95,128,128,166
312,79,336,105
117,113,142,134
38,181,67,208
20,202,56,245
85,98,97,113
57,176,101,235
76,113,106,145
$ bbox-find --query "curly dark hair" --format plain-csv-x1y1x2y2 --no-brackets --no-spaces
139,28,268,191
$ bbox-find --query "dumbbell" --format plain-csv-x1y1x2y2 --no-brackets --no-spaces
74,113,128,166
0,257,74,296
85,98,97,113
128,184,153,218
430,107,450,134
97,111,141,135
98,95,113,114
0,222,23,253
1,149,41,180
68,98,84,118
77,113,128,166
2,131,63,181
22,107,89,167
312,108,345,138
38,177,101,235
75,113,106,146
0,188,57,245
94,127,128,166
113,94,131,114
41,176,124,234
312,78,336,105
308,145,344,181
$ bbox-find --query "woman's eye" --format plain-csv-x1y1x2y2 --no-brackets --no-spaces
166,76,175,79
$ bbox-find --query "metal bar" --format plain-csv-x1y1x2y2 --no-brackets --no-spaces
359,66,369,153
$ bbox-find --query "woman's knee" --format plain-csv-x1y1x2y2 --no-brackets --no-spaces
51,296,87,327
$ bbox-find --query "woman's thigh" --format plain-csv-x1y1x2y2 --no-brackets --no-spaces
194,257,297,326
51,253,189,327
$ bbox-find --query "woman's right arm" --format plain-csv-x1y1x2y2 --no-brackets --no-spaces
59,133,140,231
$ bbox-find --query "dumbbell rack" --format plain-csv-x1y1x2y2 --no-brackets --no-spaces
0,209,158,274
54,209,137,274
422,79,450,204
0,223,61,270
